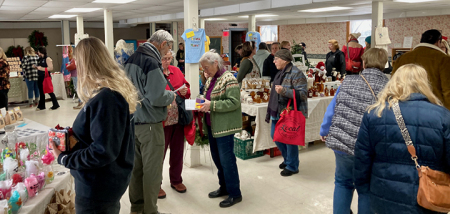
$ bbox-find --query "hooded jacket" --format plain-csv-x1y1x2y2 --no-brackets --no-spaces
253,49,270,74
124,42,174,124
392,43,450,110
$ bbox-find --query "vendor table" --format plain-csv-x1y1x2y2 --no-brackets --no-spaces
0,119,50,146
8,73,67,103
20,165,73,214
241,96,333,152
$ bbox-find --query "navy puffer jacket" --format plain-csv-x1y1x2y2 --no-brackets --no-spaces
354,93,450,214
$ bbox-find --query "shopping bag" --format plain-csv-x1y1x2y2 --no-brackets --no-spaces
43,68,54,94
273,89,306,146
184,119,196,146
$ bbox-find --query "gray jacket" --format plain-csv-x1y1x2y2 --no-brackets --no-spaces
253,49,271,74
326,68,389,155
124,43,174,124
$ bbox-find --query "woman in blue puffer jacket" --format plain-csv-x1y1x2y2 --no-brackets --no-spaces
354,64,450,214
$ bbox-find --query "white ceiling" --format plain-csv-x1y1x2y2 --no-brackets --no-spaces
0,0,450,24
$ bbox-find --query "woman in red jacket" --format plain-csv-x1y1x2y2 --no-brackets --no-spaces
342,33,365,75
159,51,191,199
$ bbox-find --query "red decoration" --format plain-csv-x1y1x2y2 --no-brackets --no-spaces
443,36,448,41
12,174,23,187
222,31,229,37
34,31,44,46
15,142,26,155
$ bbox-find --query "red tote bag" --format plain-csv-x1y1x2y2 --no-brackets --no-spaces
43,68,54,94
273,89,306,146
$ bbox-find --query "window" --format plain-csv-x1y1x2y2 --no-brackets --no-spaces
350,20,371,47
260,25,278,42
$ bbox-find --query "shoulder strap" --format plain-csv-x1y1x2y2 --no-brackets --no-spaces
166,77,175,91
392,102,420,168
360,74,376,100
346,43,350,60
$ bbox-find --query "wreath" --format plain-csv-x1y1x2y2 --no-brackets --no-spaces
28,30,48,50
5,45,24,59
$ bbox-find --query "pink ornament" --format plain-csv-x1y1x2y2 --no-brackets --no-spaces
25,175,38,198
41,152,54,165
37,172,45,190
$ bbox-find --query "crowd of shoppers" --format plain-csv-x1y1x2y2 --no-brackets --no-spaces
39,26,450,214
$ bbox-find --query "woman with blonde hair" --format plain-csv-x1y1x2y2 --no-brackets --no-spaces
0,47,10,110
354,64,450,214
326,39,346,81
22,46,40,107
280,41,291,51
49,37,139,214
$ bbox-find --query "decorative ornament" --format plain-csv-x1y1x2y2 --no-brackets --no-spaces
28,30,48,50
5,46,24,59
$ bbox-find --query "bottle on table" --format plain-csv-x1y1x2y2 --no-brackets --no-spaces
308,87,313,98
313,84,319,97
330,86,335,96
324,85,329,96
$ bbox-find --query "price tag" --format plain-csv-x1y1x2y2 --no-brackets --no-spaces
249,33,253,37
186,31,195,39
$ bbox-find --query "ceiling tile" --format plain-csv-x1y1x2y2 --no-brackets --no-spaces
2,0,47,7
0,6,36,12
110,4,148,10
34,7,67,12
41,1,91,8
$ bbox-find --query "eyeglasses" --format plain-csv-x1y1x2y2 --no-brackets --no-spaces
162,58,172,62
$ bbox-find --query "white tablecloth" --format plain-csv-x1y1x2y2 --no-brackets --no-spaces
8,74,67,103
241,96,333,152
20,165,73,214
0,119,49,147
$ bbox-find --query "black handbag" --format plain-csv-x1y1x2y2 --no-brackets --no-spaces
166,80,193,126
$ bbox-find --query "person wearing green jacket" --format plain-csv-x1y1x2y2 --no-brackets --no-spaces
236,41,260,85
199,51,243,208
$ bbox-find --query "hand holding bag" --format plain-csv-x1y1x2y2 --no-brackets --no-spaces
345,44,362,74
273,89,306,146
393,101,450,213
43,68,54,94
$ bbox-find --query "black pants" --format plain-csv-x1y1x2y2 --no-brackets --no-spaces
0,89,9,110
75,196,120,214
37,73,59,109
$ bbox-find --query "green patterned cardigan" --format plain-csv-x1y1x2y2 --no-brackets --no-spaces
204,71,242,138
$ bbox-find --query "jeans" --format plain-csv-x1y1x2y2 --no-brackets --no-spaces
271,120,299,172
37,71,59,109
206,125,241,198
129,123,165,214
0,89,8,110
25,79,39,100
75,195,120,214
333,151,371,214
163,124,185,185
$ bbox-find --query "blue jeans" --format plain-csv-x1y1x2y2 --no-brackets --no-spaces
72,77,81,102
206,125,241,198
24,79,39,100
75,195,120,214
271,120,299,172
333,151,371,214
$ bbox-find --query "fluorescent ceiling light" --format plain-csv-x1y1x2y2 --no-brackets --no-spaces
299,6,352,12
93,0,136,3
65,8,102,13
393,0,438,2
49,15,77,19
238,14,279,18
204,18,227,21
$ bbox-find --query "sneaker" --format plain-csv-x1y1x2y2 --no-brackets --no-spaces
35,108,45,111
49,106,60,110
280,169,299,177
219,196,242,208
73,103,83,110
158,188,166,199
279,162,287,169
29,104,33,108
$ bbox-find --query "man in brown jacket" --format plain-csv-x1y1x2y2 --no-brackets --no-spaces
392,29,450,110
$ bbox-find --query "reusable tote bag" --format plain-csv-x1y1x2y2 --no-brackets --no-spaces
43,68,54,94
273,89,306,146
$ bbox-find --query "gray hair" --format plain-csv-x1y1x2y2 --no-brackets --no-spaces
148,30,174,47
199,51,224,71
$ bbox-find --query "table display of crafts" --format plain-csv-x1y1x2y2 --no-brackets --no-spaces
0,107,24,130
240,77,271,105
306,62,343,99
0,124,73,214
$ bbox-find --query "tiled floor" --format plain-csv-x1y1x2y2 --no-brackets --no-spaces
18,99,359,214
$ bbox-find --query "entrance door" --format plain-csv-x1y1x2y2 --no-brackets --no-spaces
229,28,247,67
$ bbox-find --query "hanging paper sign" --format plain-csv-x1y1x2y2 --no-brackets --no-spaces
186,31,195,39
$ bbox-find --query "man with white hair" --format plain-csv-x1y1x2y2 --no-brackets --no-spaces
125,29,176,214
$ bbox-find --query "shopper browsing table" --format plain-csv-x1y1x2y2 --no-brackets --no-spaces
265,49,308,177
198,51,243,208
0,47,10,110
21,46,40,107
325,40,346,81
124,30,175,214
34,47,60,111
354,64,450,214
236,41,260,84
160,51,191,198
342,33,364,75
49,37,139,214
320,48,389,214
262,42,281,83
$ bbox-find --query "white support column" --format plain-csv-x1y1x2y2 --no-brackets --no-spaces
150,23,156,36
172,22,178,65
371,1,383,46
76,16,84,36
61,20,70,45
184,0,201,168
248,15,256,32
200,18,205,29
104,9,114,57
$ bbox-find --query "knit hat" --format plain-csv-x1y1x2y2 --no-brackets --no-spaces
350,32,361,39
274,49,293,62
365,36,371,45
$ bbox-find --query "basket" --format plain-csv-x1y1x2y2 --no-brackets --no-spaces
234,137,264,160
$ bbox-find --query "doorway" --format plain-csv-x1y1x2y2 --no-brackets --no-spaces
229,28,247,67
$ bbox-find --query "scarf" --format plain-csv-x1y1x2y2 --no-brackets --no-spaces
267,63,291,121
143,42,162,63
